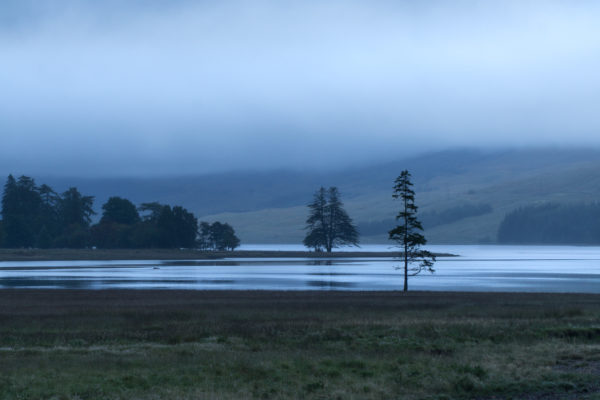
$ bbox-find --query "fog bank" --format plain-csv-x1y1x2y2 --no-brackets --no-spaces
2,0,600,176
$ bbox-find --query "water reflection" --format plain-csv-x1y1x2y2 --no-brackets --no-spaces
0,277,93,289
306,280,356,288
310,260,333,266
0,245,599,292
167,261,241,266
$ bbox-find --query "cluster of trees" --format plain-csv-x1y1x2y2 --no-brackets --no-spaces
1,175,95,248
198,222,241,251
303,172,434,291
0,175,240,250
92,199,199,249
498,203,600,244
303,187,359,252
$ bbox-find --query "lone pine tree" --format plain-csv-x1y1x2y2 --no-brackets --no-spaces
303,186,359,252
388,170,435,291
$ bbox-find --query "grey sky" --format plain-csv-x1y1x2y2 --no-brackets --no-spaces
2,0,600,176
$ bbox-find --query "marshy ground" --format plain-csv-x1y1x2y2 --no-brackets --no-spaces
0,248,455,261
0,290,598,399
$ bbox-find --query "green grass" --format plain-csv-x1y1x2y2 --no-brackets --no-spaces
1,290,599,399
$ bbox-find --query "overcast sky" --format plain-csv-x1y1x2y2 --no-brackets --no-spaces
1,0,600,176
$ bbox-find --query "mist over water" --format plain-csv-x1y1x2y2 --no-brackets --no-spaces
2,1,600,176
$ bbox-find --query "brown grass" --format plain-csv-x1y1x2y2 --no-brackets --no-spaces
0,248,455,261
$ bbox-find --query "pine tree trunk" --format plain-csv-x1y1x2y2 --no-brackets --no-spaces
404,242,408,292
403,187,409,292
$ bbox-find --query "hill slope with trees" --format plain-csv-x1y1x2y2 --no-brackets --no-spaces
8,148,600,244
498,203,600,244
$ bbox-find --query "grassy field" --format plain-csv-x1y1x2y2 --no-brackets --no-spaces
0,290,599,399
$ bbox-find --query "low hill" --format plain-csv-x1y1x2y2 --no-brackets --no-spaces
21,147,600,244
198,148,600,244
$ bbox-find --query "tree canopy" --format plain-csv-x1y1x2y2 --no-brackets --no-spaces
198,221,241,251
2,175,42,247
0,176,96,248
303,186,359,252
101,197,140,225
0,175,241,250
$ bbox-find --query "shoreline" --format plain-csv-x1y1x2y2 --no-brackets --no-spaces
0,248,457,261
1,288,599,296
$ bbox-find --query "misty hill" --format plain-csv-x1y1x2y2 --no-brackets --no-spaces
498,203,600,244
25,148,600,244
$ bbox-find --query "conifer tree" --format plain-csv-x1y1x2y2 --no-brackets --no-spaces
303,186,359,252
1,175,18,247
101,197,140,225
303,187,328,251
55,187,95,248
1,175,43,247
388,170,435,291
38,184,61,246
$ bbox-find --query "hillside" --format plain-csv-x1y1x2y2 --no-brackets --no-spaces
23,147,600,244
199,148,600,244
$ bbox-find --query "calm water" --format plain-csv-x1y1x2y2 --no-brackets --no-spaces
1,245,600,292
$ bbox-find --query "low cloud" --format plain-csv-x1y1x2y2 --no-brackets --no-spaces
1,0,600,176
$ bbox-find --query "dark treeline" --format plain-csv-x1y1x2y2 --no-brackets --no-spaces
0,175,240,250
197,222,241,251
358,203,493,236
421,203,492,229
498,203,600,244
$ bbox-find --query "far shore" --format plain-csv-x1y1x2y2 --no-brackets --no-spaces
0,248,457,261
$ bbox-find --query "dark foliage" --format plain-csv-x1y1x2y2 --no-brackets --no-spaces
54,187,96,248
59,187,95,227
389,170,435,291
303,187,359,252
2,175,41,247
1,176,96,248
100,197,140,225
498,203,600,244
91,222,136,249
100,202,199,249
198,221,240,251
1,175,240,250
91,197,141,248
